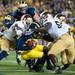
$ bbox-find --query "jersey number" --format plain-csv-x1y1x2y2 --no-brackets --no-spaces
55,21,62,28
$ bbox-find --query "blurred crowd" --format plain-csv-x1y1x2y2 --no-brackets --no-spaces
0,0,75,26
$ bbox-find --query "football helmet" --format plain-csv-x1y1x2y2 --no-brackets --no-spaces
21,14,33,25
18,1,28,8
40,11,53,27
54,13,66,23
17,1,28,13
5,15,12,21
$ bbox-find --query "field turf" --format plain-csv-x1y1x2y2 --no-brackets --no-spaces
0,51,75,75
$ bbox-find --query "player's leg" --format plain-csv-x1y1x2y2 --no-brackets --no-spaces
25,59,36,70
62,35,75,70
21,50,44,60
21,45,46,72
60,51,70,70
67,36,75,64
46,42,57,70
21,48,43,71
16,50,36,70
16,51,22,64
21,45,59,72
31,52,46,72
47,36,68,73
31,46,59,72
61,51,68,65
0,37,9,60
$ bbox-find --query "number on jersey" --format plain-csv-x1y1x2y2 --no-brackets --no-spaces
55,21,62,28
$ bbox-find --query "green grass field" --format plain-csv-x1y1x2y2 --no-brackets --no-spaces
0,51,75,75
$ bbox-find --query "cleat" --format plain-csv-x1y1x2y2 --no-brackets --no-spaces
61,64,70,70
55,66,62,74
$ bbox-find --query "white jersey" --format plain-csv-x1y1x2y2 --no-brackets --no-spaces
3,21,26,41
3,25,16,41
41,14,70,39
3,21,33,41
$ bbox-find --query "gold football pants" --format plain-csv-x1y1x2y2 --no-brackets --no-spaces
48,34,75,64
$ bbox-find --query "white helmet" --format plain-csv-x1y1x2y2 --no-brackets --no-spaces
21,14,33,30
5,15,12,20
21,14,33,25
54,13,66,22
40,11,53,27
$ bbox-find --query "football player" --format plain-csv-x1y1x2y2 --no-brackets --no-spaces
25,6,40,23
35,11,75,73
7,14,47,72
19,38,50,72
9,1,28,21
53,13,74,70
3,1,28,29
0,14,33,60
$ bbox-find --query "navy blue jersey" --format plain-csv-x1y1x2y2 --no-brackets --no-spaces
9,10,23,20
26,7,35,17
16,34,33,50
16,23,39,51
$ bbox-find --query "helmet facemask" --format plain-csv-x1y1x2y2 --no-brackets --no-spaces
18,1,28,13
25,17,33,25
54,14,66,23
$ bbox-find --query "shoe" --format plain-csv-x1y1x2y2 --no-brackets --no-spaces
46,65,54,70
62,64,70,70
31,64,44,72
29,67,44,72
55,66,62,74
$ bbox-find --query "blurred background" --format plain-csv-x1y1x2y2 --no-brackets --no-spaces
0,0,75,27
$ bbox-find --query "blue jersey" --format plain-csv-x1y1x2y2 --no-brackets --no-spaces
26,6,35,17
4,7,35,29
16,34,33,50
16,23,38,51
9,10,23,20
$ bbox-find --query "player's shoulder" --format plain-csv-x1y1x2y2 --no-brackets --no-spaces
26,6,35,11
26,6,35,17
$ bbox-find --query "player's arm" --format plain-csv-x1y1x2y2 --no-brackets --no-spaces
35,22,52,34
34,22,54,42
